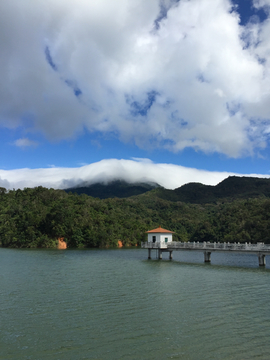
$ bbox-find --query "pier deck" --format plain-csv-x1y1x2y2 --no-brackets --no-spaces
141,241,270,266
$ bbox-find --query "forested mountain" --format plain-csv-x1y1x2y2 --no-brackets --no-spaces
65,176,270,203
65,180,159,199
1,176,270,249
152,176,270,204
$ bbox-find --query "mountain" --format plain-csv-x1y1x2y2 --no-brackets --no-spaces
65,176,270,202
65,180,160,199
149,176,270,204
2,175,270,249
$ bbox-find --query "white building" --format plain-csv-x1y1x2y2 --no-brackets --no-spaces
146,226,174,248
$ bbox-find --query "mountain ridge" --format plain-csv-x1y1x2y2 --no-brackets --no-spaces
65,180,160,199
147,176,270,204
65,175,270,203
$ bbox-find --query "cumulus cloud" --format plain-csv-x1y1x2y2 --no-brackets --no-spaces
1,0,270,157
0,158,269,191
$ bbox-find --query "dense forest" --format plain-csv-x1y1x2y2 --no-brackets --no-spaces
65,180,159,199
1,176,270,248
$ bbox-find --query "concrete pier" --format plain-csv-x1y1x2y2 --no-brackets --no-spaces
258,254,266,266
204,251,211,263
142,241,270,267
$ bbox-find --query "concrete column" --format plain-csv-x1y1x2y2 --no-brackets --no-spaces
169,251,173,260
258,254,266,266
204,251,211,263
158,249,162,260
148,248,151,259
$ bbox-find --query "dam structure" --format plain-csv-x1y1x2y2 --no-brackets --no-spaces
142,227,270,266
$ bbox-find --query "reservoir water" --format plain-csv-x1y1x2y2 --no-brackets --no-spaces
1,247,270,360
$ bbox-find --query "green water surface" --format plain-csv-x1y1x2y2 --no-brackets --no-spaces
0,248,269,360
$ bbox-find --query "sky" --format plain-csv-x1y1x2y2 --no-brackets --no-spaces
1,0,270,190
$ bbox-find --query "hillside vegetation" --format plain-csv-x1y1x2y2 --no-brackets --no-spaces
1,176,270,248
65,180,159,199
153,176,270,204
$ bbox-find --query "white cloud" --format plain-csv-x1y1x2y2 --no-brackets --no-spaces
253,0,270,11
0,0,270,157
131,157,153,163
0,158,269,191
14,138,38,148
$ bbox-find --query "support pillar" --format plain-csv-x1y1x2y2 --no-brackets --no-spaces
204,251,211,263
258,254,266,266
158,249,162,260
148,248,151,259
169,251,173,260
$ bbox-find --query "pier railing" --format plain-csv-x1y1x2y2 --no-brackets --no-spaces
141,241,167,249
170,241,270,252
141,241,270,253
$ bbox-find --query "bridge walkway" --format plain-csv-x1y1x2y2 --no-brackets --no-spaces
141,241,270,266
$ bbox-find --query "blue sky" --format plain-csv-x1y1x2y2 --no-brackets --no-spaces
1,0,270,189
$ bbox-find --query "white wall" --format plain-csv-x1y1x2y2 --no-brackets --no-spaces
147,233,173,243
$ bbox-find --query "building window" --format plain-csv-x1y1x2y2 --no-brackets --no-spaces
165,237,168,243
152,236,156,243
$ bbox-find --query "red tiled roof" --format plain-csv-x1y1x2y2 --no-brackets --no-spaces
146,226,174,234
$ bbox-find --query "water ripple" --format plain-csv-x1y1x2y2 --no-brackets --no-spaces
0,248,270,359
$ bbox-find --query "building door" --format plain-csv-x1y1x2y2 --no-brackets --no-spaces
165,237,168,243
152,236,156,243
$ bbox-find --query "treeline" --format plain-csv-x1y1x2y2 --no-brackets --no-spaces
0,186,270,248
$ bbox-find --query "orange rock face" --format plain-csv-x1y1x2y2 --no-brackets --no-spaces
58,237,67,249
118,240,123,248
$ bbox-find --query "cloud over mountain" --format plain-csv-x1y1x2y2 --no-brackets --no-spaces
0,158,268,191
1,0,270,157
